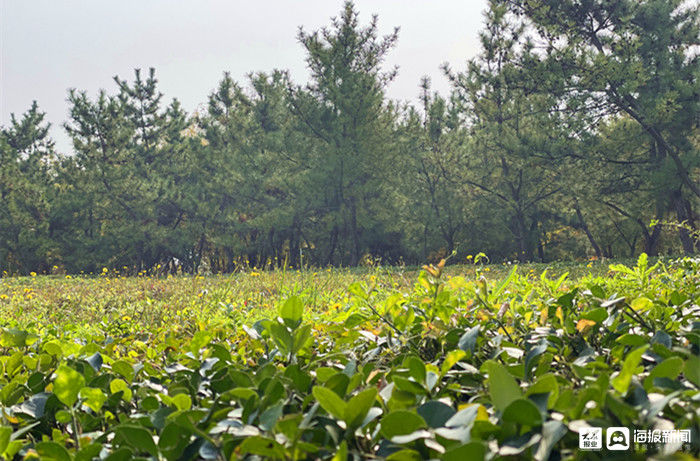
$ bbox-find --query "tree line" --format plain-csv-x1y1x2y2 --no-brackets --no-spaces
1,0,698,274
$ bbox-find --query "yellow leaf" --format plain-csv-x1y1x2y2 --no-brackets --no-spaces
498,326,514,336
457,403,489,421
555,306,564,324
576,319,596,333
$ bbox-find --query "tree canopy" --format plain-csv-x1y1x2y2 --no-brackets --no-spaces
2,0,698,274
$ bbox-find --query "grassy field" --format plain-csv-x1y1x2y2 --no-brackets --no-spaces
0,257,698,459
0,261,607,332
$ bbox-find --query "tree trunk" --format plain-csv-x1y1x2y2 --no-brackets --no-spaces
423,224,429,261
327,225,338,266
574,199,603,258
643,224,662,256
604,245,613,258
514,209,529,262
289,227,300,268
671,189,696,254
349,199,361,266
530,217,542,262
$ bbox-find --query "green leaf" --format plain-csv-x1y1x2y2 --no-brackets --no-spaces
534,421,567,461
630,297,653,312
109,378,132,401
556,290,577,309
190,330,213,353
483,360,521,412
75,442,103,461
385,449,422,461
404,355,426,383
0,426,11,455
609,264,635,276
637,253,648,273
17,395,48,419
85,352,103,371
53,365,85,407
611,345,648,394
493,265,517,298
644,356,684,390
43,341,63,357
669,290,686,306
326,373,350,398
268,322,293,354
103,447,132,461
417,400,455,428
443,442,486,461
259,403,284,431
344,388,377,429
588,285,606,298
312,386,347,420
293,324,312,354
280,295,303,328
0,329,38,348
502,398,542,426
380,410,426,438
581,307,608,323
111,360,134,382
616,334,648,346
347,282,367,299
115,425,158,457
441,349,466,376
392,376,426,395
685,354,700,388
158,421,191,457
239,436,286,459
458,326,480,354
55,410,71,424
284,364,311,392
35,441,71,461
171,393,192,411
222,387,257,401
526,373,559,408
315,367,338,383
80,387,107,412
524,342,548,380
332,441,348,461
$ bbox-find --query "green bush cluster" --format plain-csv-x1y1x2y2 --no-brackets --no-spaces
0,256,698,459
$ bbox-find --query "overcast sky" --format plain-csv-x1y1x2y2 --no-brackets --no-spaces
1,0,488,153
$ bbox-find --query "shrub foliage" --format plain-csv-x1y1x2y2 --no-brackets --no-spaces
0,256,698,459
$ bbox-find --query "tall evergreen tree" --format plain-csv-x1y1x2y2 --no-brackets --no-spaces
506,0,700,252
289,1,401,265
447,2,565,261
0,102,58,273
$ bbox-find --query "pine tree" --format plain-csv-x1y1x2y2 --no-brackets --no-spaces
289,1,401,265
0,102,58,273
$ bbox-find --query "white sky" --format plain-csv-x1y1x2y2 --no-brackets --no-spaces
1,0,487,153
